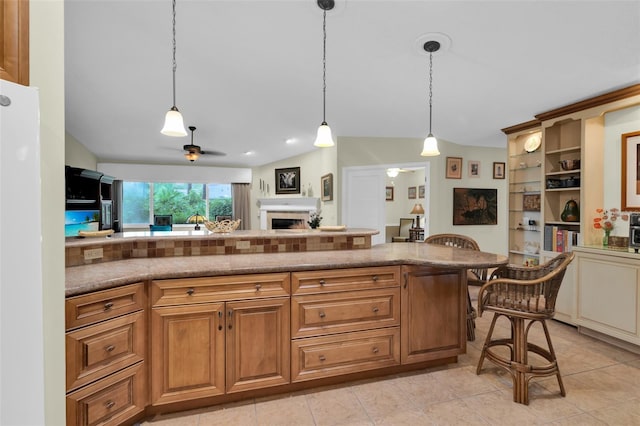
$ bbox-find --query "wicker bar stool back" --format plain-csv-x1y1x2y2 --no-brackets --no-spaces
475,252,575,404
424,233,487,341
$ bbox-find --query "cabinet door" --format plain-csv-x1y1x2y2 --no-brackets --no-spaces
226,297,290,393
401,266,465,364
151,303,225,406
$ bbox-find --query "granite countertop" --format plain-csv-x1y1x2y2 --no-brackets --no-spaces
65,243,508,297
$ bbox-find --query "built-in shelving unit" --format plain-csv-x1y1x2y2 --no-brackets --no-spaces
504,124,543,266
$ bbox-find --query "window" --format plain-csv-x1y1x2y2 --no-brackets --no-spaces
122,182,232,226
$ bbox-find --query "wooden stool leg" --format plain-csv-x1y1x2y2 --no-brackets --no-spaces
542,320,566,397
466,290,476,341
476,313,499,375
512,317,528,404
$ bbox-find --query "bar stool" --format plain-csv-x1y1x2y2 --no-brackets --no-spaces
476,252,574,404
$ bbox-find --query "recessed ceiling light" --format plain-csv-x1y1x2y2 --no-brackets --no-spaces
285,138,297,144
243,150,255,155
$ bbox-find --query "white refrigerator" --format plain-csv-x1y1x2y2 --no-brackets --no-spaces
0,79,45,425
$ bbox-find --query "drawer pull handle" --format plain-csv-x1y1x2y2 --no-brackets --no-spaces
105,400,116,409
372,347,379,354
228,310,233,330
186,288,195,296
218,311,223,331
319,279,326,286
105,345,115,352
319,355,326,361
255,283,262,290
372,307,379,313
372,275,379,281
103,301,114,310
319,311,326,318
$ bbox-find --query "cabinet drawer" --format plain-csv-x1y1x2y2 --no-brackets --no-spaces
292,266,400,295
152,272,290,306
66,311,145,391
292,288,400,338
66,282,145,330
66,362,146,426
291,328,400,382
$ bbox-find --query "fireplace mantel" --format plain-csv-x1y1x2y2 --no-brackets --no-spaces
258,198,320,229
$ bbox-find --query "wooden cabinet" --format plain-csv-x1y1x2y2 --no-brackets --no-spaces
505,125,543,266
65,283,146,426
401,266,466,364
291,266,401,382
150,273,290,406
1,0,29,86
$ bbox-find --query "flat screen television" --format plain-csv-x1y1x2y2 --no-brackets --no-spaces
65,210,100,237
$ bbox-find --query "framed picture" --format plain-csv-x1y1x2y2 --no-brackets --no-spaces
275,167,300,194
385,186,394,201
418,185,425,198
408,186,417,199
446,157,462,179
493,162,506,179
622,130,640,211
321,173,333,201
453,188,498,225
522,193,541,211
468,160,480,178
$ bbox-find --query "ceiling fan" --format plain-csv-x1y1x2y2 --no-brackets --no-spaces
182,126,226,162
386,167,416,178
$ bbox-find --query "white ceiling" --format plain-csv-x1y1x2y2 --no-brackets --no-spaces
64,0,640,168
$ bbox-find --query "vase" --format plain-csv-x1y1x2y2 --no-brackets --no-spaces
603,229,610,247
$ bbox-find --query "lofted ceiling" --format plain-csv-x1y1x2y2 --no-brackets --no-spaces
64,0,640,168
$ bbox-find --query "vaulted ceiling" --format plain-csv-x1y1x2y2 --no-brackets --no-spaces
65,0,640,168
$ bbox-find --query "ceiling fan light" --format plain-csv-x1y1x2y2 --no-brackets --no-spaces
387,168,400,178
421,133,440,156
161,107,187,137
184,151,199,162
314,122,335,147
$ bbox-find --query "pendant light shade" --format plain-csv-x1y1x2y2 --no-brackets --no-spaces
162,107,187,137
161,0,187,137
314,0,335,148
420,40,441,157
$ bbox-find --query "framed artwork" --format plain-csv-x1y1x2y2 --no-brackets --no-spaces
418,185,425,198
493,162,506,179
446,157,462,179
408,186,417,199
321,173,333,201
385,186,394,201
622,130,640,211
453,188,498,225
275,167,300,194
522,193,541,211
468,160,480,178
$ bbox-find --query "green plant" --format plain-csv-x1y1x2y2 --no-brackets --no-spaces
307,211,322,229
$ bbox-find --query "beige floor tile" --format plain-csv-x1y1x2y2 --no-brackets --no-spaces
461,390,541,425
430,365,499,398
305,386,372,426
545,412,608,426
391,369,458,407
421,398,492,425
372,408,433,425
254,394,315,426
588,398,640,425
350,379,417,423
198,400,257,425
140,411,200,426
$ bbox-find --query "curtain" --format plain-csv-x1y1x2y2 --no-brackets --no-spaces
232,183,251,230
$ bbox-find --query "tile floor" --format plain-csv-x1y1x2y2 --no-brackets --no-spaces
142,287,640,425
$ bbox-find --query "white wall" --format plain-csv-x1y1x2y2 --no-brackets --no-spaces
65,132,97,170
385,169,426,226
31,1,66,424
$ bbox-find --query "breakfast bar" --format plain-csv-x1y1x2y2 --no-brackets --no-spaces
65,230,507,425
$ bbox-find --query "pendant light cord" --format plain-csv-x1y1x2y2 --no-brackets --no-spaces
322,9,327,123
171,0,178,108
428,51,433,135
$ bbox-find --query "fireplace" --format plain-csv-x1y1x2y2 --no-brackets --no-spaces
258,198,319,230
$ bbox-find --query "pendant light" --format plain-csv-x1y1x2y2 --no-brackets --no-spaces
420,40,441,156
161,0,187,137
314,0,335,148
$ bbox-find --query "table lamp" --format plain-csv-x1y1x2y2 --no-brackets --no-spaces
187,212,207,230
410,203,425,228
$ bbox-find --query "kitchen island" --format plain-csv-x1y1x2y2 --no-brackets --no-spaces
65,231,507,426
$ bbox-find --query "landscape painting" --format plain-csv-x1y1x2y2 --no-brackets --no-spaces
453,188,497,225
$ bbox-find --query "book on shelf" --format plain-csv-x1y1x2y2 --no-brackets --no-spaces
544,225,579,253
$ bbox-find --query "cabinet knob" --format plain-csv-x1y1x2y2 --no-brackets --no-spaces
105,400,115,409
319,279,326,286
372,275,379,282
319,355,326,361
255,283,262,290
319,311,326,318
104,345,115,352
186,288,195,296
372,347,379,354
372,307,379,313
103,301,114,310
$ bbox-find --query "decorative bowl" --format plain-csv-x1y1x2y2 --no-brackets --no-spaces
204,219,241,233
559,159,580,171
